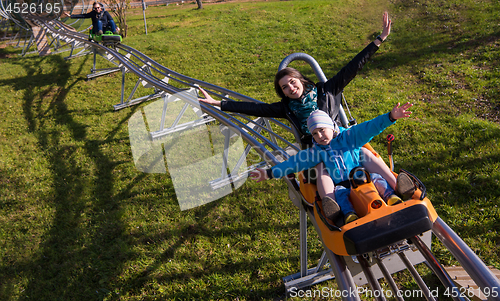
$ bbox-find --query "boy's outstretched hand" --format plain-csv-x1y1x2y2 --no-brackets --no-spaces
249,168,268,183
390,102,413,120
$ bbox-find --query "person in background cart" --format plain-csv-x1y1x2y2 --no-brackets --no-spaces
64,2,118,35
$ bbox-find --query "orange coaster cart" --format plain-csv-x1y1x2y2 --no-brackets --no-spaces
298,144,439,256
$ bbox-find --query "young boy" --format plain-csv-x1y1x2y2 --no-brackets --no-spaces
250,102,413,224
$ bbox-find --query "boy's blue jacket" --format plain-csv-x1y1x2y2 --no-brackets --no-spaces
269,112,395,183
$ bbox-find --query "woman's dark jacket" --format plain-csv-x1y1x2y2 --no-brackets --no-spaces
70,10,114,24
220,42,379,147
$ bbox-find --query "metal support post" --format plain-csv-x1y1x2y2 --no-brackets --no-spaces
357,255,387,301
299,202,308,277
397,251,436,301
375,257,404,301
141,0,148,35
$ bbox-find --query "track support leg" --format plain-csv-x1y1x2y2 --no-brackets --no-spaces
398,251,436,301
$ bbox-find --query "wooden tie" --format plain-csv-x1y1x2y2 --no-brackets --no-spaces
445,265,500,301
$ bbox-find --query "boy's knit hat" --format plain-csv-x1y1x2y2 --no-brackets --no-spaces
307,110,339,135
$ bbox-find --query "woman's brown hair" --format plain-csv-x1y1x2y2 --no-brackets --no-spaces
274,67,315,99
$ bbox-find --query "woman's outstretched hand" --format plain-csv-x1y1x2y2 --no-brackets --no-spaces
198,87,222,107
380,11,391,41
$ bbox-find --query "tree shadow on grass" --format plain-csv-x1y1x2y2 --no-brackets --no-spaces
117,202,301,300
0,53,145,300
0,52,304,300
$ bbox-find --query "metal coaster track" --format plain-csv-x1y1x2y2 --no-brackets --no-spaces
5,11,500,301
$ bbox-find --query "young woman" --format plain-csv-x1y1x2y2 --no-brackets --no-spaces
199,12,400,197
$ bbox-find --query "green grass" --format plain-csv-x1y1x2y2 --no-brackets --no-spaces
1,0,500,300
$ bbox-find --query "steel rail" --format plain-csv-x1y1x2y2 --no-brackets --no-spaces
410,235,469,301
37,18,299,144
433,218,500,301
0,1,30,30
114,43,299,138
35,17,298,161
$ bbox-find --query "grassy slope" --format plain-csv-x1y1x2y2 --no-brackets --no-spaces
0,0,499,300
